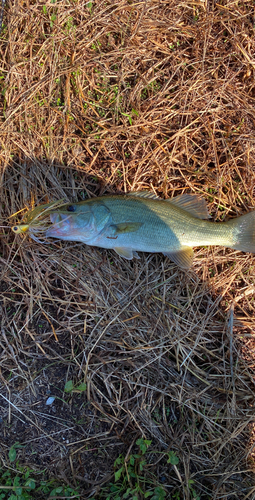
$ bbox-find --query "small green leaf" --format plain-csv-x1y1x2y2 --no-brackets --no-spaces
136,438,151,454
110,484,120,492
64,380,74,393
75,382,87,392
87,1,93,12
114,467,123,482
43,5,47,14
25,479,36,489
167,450,179,465
14,488,22,495
9,447,17,462
151,486,166,499
129,471,136,478
123,488,132,498
114,456,123,467
144,439,152,447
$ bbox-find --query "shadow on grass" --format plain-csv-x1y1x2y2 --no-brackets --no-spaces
0,159,255,499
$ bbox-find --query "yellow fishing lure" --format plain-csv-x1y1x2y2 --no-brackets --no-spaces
11,200,66,242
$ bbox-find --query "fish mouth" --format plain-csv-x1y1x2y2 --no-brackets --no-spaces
46,213,72,237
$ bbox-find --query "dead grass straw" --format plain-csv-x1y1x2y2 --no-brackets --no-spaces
0,0,255,498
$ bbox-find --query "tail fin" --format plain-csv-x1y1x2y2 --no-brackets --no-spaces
227,211,255,253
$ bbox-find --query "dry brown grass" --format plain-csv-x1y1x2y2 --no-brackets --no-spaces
1,0,255,498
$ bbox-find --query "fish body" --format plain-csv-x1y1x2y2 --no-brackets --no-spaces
45,192,255,268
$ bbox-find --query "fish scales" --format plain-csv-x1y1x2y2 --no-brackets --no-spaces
96,196,232,251
12,192,255,269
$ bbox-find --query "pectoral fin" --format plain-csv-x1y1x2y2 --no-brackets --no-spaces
111,222,143,234
163,246,194,269
114,247,135,259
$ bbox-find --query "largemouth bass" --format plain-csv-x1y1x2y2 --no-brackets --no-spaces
43,191,255,269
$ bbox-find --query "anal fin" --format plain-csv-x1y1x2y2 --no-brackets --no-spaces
163,246,194,269
114,247,134,260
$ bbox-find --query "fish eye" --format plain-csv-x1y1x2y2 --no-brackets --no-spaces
67,205,76,212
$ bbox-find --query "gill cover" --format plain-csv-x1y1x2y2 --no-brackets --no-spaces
46,202,112,241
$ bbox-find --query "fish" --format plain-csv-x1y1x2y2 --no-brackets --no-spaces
44,191,255,269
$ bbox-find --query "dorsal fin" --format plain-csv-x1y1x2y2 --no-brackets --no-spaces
167,194,209,220
127,191,209,219
126,191,159,200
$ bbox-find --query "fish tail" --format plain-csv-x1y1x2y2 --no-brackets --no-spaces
227,211,255,253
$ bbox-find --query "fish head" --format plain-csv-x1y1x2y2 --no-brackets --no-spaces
46,205,95,242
